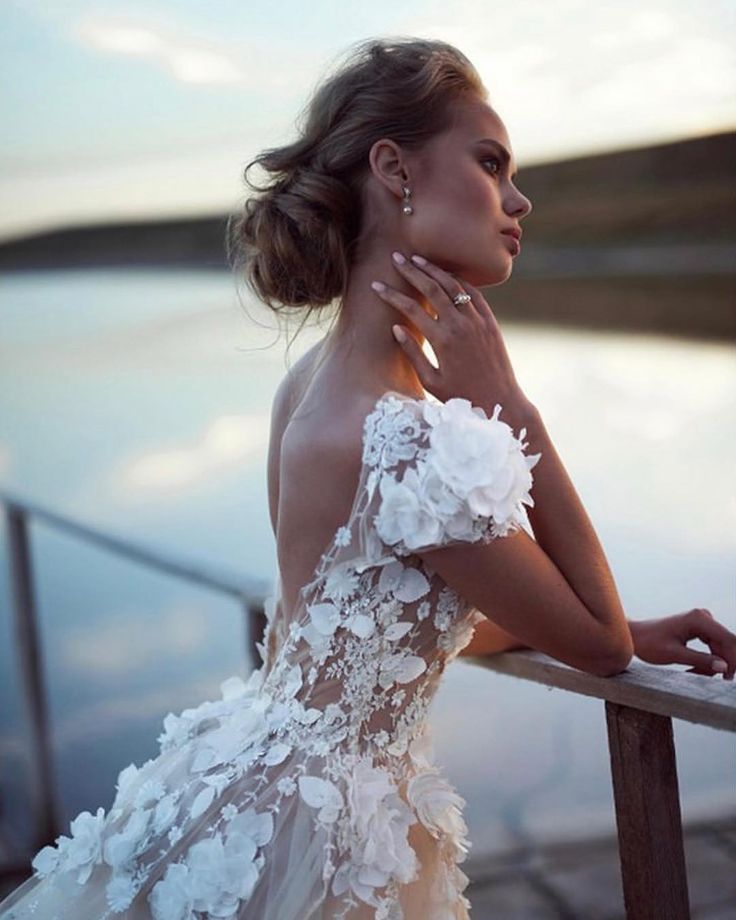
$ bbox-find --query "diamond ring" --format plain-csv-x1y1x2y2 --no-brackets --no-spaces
452,292,471,306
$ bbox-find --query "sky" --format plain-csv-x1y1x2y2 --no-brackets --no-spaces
1,0,734,243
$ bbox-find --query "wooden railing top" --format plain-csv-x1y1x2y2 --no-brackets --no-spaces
471,649,736,732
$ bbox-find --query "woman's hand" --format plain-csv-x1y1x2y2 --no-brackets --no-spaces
372,251,535,417
629,609,735,679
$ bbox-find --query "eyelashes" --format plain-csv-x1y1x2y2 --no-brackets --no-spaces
481,156,502,177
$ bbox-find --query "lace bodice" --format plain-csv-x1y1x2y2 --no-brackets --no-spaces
7,390,541,920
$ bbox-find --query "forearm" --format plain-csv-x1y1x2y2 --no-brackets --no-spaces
489,401,633,653
463,616,642,659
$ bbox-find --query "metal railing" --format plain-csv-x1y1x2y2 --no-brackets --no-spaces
1,488,734,919
0,488,270,878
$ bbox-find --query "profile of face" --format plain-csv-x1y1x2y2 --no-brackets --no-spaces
370,94,532,288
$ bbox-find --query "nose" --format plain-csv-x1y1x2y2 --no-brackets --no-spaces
511,190,532,219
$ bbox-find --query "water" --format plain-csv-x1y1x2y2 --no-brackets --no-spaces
0,268,734,864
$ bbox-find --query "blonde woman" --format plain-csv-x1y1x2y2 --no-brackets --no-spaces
2,35,733,920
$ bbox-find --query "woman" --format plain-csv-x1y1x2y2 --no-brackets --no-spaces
1,35,733,920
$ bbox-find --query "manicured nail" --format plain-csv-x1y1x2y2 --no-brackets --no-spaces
392,251,406,264
712,657,728,673
392,325,406,343
371,281,386,292
411,254,427,265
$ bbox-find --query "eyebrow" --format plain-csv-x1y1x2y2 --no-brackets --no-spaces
475,138,519,179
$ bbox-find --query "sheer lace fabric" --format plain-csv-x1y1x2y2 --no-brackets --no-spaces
0,391,540,920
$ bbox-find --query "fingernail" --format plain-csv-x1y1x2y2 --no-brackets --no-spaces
411,254,426,265
392,251,406,264
392,325,406,343
371,281,386,292
712,657,728,673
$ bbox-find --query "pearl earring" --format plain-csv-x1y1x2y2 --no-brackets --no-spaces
401,185,413,215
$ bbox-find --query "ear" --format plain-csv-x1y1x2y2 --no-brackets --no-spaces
368,137,409,199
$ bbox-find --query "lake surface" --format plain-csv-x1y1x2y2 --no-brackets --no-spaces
0,268,734,863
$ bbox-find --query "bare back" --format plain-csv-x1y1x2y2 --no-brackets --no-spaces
267,342,392,621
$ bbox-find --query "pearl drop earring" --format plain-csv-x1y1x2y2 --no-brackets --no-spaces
401,185,413,215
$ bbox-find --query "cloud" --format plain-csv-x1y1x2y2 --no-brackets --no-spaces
113,411,270,494
52,674,236,748
70,11,317,91
59,602,213,677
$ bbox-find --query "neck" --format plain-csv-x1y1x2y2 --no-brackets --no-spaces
321,244,431,398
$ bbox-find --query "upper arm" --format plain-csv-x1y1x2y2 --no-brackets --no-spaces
362,394,631,678
417,532,632,677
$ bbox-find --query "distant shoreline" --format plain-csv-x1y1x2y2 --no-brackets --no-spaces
1,130,733,341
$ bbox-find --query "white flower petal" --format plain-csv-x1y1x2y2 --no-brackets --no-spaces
298,775,344,812
308,602,341,636
394,568,430,603
384,622,413,641
263,742,291,765
348,613,375,638
190,787,215,820
394,655,427,684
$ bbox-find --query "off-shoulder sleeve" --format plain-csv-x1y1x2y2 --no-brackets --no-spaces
357,393,541,559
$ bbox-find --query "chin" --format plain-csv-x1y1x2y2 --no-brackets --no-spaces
459,258,512,288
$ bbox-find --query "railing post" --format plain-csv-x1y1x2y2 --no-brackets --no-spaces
5,503,60,851
605,701,690,919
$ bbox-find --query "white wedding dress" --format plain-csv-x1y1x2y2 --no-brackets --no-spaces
0,390,540,920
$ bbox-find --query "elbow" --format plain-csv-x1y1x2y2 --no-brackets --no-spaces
593,638,635,678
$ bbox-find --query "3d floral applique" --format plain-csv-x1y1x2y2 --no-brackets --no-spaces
330,758,419,908
31,808,106,882
148,806,274,920
371,395,541,554
406,768,470,852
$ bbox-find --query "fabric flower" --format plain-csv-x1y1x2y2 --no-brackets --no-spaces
373,396,541,553
332,759,418,906
184,829,260,916
149,862,193,920
42,807,106,884
378,652,427,690
298,775,344,825
106,873,137,912
407,769,470,858
375,466,445,551
103,808,151,872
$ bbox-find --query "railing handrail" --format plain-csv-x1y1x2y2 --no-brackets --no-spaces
470,650,736,732
0,487,272,602
2,487,733,731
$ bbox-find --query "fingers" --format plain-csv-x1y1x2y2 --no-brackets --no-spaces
390,251,466,323
391,324,438,389
457,277,497,325
371,281,436,342
683,608,736,679
406,254,481,320
680,648,730,677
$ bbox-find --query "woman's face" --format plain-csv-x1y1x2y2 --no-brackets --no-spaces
403,95,532,288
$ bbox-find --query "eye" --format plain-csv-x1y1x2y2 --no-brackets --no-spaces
481,156,502,177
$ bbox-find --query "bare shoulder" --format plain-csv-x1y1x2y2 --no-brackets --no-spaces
270,339,325,429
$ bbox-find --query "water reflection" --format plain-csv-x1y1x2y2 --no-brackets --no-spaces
0,268,733,862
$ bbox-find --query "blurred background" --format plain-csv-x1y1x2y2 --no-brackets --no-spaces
1,0,735,915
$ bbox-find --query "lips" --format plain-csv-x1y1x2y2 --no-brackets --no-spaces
501,233,521,255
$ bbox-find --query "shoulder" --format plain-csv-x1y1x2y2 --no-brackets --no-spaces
270,339,325,430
